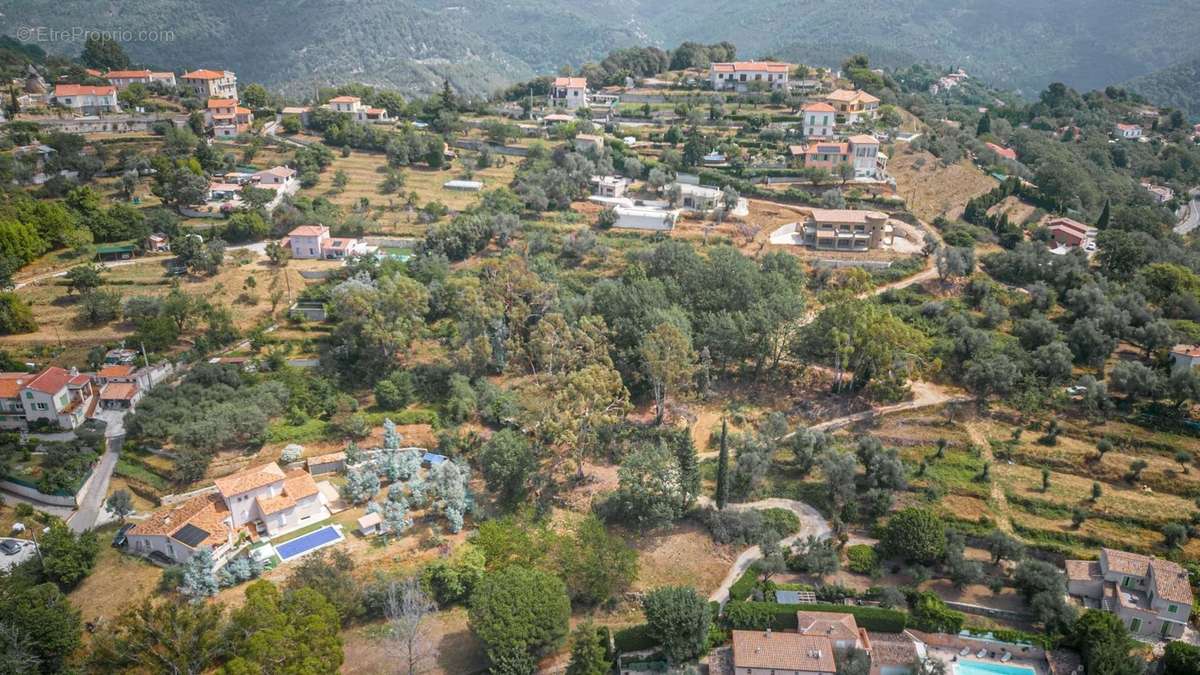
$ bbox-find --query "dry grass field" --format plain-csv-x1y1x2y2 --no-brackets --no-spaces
889,146,997,222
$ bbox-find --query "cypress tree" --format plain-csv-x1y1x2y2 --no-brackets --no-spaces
715,418,729,510
976,113,991,136
1096,199,1111,229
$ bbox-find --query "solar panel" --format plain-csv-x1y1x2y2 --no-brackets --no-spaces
172,524,210,547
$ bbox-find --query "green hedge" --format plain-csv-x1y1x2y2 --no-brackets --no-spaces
613,624,658,653
724,601,907,633
728,568,759,602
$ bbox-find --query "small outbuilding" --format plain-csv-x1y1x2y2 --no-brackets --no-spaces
356,512,383,536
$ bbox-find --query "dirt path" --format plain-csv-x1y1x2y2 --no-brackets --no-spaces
697,496,831,606
13,241,268,289
965,421,1013,534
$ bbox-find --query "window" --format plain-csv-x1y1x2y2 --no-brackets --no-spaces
1169,604,1179,613
1122,576,1132,588
1130,617,1142,632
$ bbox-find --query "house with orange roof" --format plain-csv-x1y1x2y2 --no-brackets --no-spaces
205,97,253,137
215,462,326,537
181,68,237,100
984,142,1018,161
0,366,98,430
105,69,176,90
324,95,390,123
823,88,880,124
709,61,792,92
126,492,236,565
1065,548,1192,639
52,84,119,115
802,102,837,139
731,629,837,675
1114,123,1143,140
549,77,589,109
796,611,872,653
1170,344,1200,373
789,134,886,180
1046,217,1097,250
283,224,370,260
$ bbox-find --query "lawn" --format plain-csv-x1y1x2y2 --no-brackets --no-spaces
67,524,163,627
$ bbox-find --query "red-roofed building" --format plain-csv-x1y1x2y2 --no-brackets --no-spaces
802,102,837,139
182,69,237,101
324,95,390,124
710,61,793,92
1047,217,1097,249
284,225,369,260
1114,123,1143,140
105,70,177,90
985,142,1017,161
549,77,589,109
1170,344,1200,373
206,97,253,137
0,366,98,430
52,84,119,114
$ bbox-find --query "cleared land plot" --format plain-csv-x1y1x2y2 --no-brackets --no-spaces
889,147,996,222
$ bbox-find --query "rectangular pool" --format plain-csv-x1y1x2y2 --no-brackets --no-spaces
954,660,1037,675
274,525,342,561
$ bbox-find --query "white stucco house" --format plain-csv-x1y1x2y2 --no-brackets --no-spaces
0,367,97,430
549,77,589,109
181,69,238,101
325,96,390,123
283,225,370,260
802,102,837,139
709,61,792,92
53,84,120,115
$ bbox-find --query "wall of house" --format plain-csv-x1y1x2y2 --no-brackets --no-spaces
128,533,196,564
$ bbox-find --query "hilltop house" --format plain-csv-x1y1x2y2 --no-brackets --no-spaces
675,183,749,218
1114,123,1143,140
325,96,390,123
823,89,880,124
1141,182,1174,205
206,98,253,137
181,69,238,101
105,69,176,90
769,208,891,251
802,102,837,139
1066,548,1193,640
1170,345,1200,373
789,135,887,180
52,84,119,115
731,629,837,675
125,493,235,565
709,61,792,92
549,77,588,109
283,225,370,260
0,367,98,430
253,166,297,187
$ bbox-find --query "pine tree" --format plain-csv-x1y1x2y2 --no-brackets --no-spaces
565,622,611,675
1096,199,1111,229
715,418,730,510
976,113,991,136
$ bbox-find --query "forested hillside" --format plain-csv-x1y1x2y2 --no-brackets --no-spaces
3,0,1199,99
1127,57,1200,121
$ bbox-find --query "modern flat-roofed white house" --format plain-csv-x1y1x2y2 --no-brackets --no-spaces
769,208,891,251
181,69,238,101
325,96,390,123
53,84,120,115
592,175,628,198
1065,548,1193,640
549,77,588,109
802,102,837,139
612,205,678,232
709,61,792,91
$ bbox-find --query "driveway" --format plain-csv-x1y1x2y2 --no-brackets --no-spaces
67,433,122,533
0,537,37,572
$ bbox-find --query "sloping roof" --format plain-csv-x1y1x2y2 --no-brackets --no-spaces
329,95,361,103
100,382,139,401
0,373,31,399
24,367,71,395
1065,559,1101,582
803,102,836,113
106,69,151,79
55,84,115,97
1149,558,1193,605
282,469,320,500
1102,548,1151,576
207,97,237,108
288,225,328,237
732,630,836,673
307,451,346,466
213,462,285,498
825,88,879,104
1047,217,1094,237
171,523,211,547
256,492,296,515
712,61,791,73
553,77,587,88
97,365,135,378
848,134,880,145
256,166,296,178
357,512,382,529
1172,344,1200,358
796,611,861,643
985,142,1017,160
182,69,227,80
129,492,231,550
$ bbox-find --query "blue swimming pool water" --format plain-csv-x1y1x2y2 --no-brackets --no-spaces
954,660,1036,675
274,525,341,560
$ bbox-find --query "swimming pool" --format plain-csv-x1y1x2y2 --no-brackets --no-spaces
954,660,1037,675
274,525,343,561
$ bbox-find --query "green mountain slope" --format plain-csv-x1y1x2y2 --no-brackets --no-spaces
2,0,1199,98
1126,57,1200,120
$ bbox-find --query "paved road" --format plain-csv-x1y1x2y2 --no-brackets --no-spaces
67,433,122,533
700,496,832,606
1175,190,1200,236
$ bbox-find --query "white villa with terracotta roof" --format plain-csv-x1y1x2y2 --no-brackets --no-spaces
731,629,837,675
709,61,792,92
1170,344,1200,373
802,102,837,139
0,367,97,430
105,69,176,90
789,134,887,180
824,89,880,124
283,224,370,260
127,462,327,565
549,77,589,109
325,95,390,123
181,69,238,101
1066,548,1193,640
52,84,120,115
206,97,254,137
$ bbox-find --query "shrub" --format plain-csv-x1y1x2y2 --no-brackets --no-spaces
728,568,759,602
846,544,879,575
723,601,907,633
908,591,965,633
880,508,946,564
613,624,658,652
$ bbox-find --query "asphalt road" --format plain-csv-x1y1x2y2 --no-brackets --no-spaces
1175,191,1200,236
67,434,122,533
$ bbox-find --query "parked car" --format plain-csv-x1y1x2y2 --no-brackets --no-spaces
0,539,23,555
112,523,135,548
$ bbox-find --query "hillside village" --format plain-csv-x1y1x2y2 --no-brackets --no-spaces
0,33,1200,675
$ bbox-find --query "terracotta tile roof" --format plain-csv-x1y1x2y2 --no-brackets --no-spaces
256,492,296,515
867,631,922,666
183,69,227,80
288,225,328,238
985,142,1017,160
283,469,320,500
308,451,346,467
1102,548,1151,576
796,611,862,644
712,61,791,73
1149,558,1193,605
825,88,879,104
732,630,836,673
553,77,587,88
1171,344,1200,358
106,69,151,79
207,97,236,108
25,367,71,395
55,84,116,97
213,462,285,498
100,382,139,401
97,365,135,378
1047,217,1094,237
1065,559,1101,582
68,374,91,387
130,492,231,549
848,134,880,145
329,95,360,104
0,373,29,398
803,102,836,113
